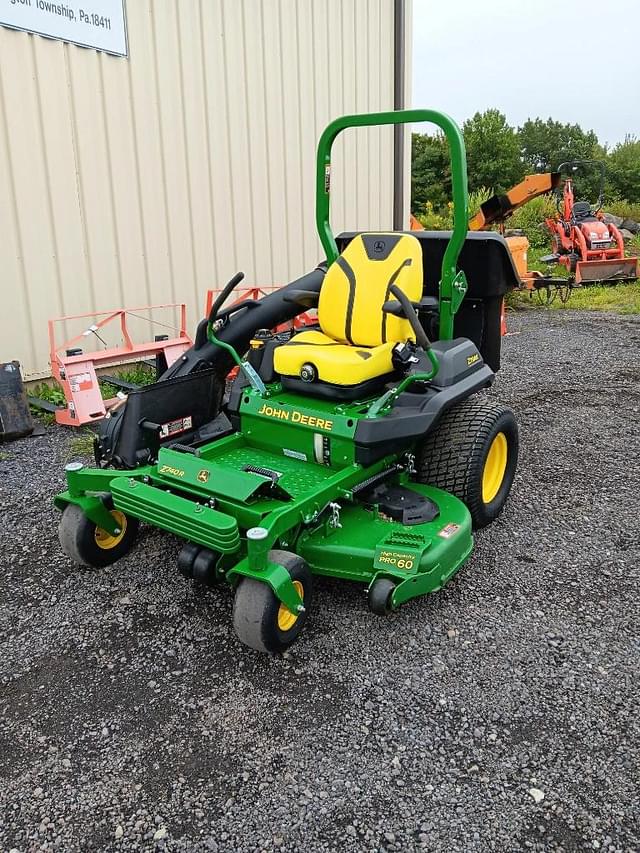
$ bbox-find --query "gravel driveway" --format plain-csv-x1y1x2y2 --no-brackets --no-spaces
1,309,639,853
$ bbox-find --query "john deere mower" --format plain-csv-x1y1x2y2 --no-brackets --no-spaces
55,110,520,653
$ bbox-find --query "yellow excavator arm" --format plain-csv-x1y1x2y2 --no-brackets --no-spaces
411,173,560,232
468,172,561,231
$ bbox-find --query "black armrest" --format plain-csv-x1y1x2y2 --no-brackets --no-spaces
282,290,320,308
419,296,439,311
383,296,440,317
382,300,404,317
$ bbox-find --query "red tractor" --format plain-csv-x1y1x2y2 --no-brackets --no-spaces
545,160,638,284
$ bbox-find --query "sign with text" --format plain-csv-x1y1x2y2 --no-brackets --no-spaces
0,0,128,56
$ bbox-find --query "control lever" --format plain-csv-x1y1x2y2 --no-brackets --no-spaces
208,272,245,325
385,284,431,350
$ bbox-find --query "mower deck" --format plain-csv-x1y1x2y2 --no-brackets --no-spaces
56,379,476,613
297,484,472,605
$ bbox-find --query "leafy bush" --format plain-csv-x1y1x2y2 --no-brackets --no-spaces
412,111,640,233
31,382,65,406
415,188,492,231
29,382,65,424
468,187,493,219
415,200,451,230
603,200,640,223
463,110,524,193
606,136,640,204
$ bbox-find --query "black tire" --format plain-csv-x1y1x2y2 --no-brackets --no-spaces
415,398,518,529
192,548,221,586
368,578,396,616
177,542,201,578
58,502,139,568
232,550,312,653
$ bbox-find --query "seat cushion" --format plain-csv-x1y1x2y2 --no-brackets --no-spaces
273,329,396,386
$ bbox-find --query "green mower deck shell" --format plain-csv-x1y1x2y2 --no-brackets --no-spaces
296,482,472,608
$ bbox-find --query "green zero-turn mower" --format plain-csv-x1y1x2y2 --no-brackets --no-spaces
55,110,521,653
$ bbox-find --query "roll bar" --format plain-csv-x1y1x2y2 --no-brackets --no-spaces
315,109,469,341
557,160,606,210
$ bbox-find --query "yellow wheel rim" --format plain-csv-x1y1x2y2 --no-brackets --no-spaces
482,432,508,504
277,580,304,632
94,510,127,550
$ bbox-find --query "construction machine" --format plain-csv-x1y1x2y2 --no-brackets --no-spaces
416,172,569,303
545,161,638,284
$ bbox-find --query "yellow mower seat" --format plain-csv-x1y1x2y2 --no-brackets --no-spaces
274,233,423,393
275,329,398,386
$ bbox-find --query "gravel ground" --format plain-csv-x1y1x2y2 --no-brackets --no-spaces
1,309,639,853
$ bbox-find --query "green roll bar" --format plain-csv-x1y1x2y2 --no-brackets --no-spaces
315,109,469,341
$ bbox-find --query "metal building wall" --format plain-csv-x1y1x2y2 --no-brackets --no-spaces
0,0,407,380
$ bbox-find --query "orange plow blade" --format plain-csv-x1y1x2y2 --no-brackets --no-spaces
575,257,639,284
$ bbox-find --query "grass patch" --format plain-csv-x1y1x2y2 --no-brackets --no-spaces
29,382,65,425
29,362,157,424
104,362,156,388
68,431,96,458
510,244,640,314
552,282,640,313
99,362,156,398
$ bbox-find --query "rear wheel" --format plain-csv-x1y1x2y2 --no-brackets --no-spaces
58,502,139,567
232,551,312,653
415,398,518,529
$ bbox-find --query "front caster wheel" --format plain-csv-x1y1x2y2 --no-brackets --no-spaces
177,542,201,578
416,398,518,529
192,549,221,586
232,550,312,653
368,578,396,616
177,544,221,585
58,502,139,568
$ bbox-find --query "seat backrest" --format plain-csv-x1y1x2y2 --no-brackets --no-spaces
318,233,423,347
572,201,593,221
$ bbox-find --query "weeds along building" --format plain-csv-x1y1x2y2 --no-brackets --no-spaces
0,0,411,379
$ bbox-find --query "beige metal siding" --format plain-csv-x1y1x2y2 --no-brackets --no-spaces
0,0,407,380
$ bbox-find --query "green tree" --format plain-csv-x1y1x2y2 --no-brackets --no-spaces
411,132,450,212
606,136,640,203
518,117,602,172
462,109,524,194
518,117,606,201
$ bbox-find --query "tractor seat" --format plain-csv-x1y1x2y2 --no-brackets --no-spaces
273,233,423,400
572,201,595,221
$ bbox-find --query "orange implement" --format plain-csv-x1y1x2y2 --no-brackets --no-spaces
575,256,639,284
468,173,561,231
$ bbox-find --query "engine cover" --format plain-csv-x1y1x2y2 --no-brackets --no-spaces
579,220,611,249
